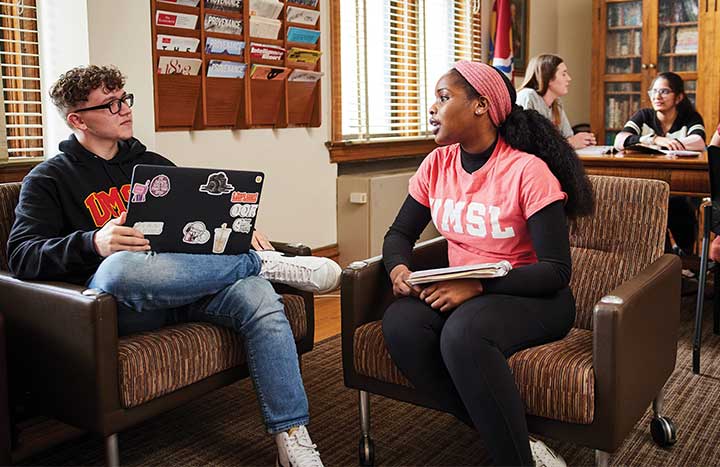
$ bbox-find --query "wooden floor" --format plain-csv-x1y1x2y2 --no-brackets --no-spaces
313,294,341,342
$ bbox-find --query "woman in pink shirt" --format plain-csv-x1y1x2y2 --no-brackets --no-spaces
382,61,594,467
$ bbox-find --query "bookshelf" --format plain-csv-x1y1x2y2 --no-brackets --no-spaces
591,0,720,145
150,0,322,131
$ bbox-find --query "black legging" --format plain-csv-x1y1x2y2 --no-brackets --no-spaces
382,287,575,466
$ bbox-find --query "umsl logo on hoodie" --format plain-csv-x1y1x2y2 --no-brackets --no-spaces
84,184,131,227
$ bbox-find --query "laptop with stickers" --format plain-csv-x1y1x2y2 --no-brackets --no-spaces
125,164,264,255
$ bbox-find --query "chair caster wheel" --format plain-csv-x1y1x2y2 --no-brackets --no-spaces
358,435,375,466
651,416,676,447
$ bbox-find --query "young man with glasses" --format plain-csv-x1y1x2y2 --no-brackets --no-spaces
7,65,335,467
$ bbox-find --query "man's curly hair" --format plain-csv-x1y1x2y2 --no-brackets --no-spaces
49,65,126,115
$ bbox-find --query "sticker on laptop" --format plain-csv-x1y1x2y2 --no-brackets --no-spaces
232,217,253,234
231,191,259,203
213,223,232,254
133,221,164,235
229,203,259,218
131,181,150,203
149,174,171,197
182,221,211,244
199,172,235,195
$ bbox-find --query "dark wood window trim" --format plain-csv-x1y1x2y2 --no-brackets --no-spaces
326,138,437,163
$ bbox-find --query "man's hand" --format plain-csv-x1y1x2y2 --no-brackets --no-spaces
251,230,275,251
568,132,596,149
419,279,484,313
389,264,422,298
93,211,150,257
654,136,685,151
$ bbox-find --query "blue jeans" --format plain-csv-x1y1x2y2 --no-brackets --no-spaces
87,251,310,434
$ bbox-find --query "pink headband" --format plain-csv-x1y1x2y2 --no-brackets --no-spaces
453,60,512,127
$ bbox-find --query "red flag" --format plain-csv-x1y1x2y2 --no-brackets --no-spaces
492,0,513,79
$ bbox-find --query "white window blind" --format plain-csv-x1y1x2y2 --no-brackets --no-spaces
0,0,42,161
340,0,481,142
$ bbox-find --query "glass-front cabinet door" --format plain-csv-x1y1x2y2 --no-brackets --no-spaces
593,0,702,145
656,0,699,104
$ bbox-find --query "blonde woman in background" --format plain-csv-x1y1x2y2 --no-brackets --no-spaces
516,54,596,149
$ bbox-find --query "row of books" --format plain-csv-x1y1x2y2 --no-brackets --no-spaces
605,57,641,74
158,56,323,81
659,0,698,24
157,10,319,43
157,34,321,64
607,1,642,28
605,96,639,130
606,30,641,57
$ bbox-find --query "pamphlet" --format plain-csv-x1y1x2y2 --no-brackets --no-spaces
250,64,290,80
156,10,199,29
157,56,202,75
157,34,200,53
288,69,323,82
287,0,318,7
206,37,246,55
159,0,201,6
204,0,242,11
249,15,282,39
249,0,284,19
287,47,322,64
406,261,512,286
204,14,243,35
250,42,285,61
624,143,701,157
207,60,247,78
286,6,320,26
287,26,320,44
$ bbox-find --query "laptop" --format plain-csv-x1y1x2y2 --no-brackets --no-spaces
125,164,264,254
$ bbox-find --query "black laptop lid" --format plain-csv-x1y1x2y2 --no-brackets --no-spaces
125,165,264,254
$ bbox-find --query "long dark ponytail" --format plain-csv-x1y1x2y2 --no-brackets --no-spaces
450,68,595,219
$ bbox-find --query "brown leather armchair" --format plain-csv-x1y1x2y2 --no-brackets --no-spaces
342,175,681,467
0,181,315,466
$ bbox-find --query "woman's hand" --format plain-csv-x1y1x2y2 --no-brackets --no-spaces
653,136,684,151
389,264,422,298
251,230,275,251
419,279,484,313
568,132,596,149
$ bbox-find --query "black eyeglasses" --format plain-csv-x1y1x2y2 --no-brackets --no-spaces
74,93,134,114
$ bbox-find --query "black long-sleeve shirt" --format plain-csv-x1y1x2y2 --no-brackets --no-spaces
383,143,571,297
7,135,173,284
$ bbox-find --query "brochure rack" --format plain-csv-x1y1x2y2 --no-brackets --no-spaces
150,0,322,131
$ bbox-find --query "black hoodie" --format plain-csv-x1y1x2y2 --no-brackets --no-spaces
7,135,173,284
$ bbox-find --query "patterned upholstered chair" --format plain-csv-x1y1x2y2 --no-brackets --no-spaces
342,175,681,467
0,181,315,466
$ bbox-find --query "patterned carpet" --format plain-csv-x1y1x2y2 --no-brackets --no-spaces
18,295,720,466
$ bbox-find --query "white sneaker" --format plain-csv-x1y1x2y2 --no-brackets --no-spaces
530,437,566,467
256,250,342,294
275,425,324,467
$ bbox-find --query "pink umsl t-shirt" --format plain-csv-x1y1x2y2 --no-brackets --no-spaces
409,138,567,268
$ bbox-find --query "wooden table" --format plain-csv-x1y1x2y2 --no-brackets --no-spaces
580,152,709,197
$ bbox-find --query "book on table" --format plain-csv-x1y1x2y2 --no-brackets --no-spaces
575,145,618,156
406,261,512,286
624,143,701,157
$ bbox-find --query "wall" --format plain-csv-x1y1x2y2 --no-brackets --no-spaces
83,0,337,249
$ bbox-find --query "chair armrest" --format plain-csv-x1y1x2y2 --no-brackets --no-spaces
592,254,681,434
271,241,312,256
0,271,121,429
341,236,448,332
